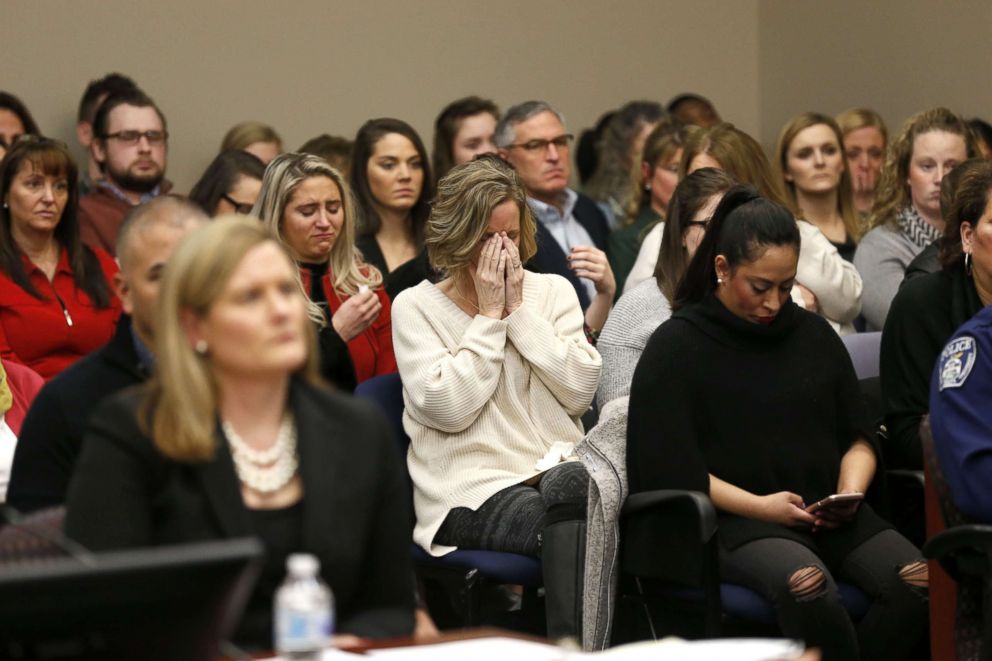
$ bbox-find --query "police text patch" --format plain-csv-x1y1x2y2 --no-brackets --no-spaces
939,336,977,391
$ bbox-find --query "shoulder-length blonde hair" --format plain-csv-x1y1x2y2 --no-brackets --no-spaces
869,107,977,230
775,112,861,240
678,122,791,210
426,155,537,277
145,216,320,462
254,152,382,298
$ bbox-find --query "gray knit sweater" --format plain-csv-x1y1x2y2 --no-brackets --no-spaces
596,279,673,409
853,223,922,331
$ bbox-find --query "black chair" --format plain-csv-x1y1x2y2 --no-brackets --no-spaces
617,489,870,642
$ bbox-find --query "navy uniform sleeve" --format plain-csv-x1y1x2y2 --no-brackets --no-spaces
930,323,992,522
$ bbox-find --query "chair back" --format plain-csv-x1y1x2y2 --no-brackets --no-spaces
842,331,881,380
354,373,409,456
922,416,979,661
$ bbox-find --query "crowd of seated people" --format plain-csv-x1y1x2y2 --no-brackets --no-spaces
7,74,992,658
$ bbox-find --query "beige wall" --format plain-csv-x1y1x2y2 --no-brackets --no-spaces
758,0,992,150
1,0,760,191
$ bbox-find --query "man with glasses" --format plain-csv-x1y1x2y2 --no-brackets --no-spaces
75,72,140,196
79,89,171,255
496,101,615,336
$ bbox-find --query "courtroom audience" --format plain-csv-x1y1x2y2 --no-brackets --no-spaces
188,149,266,216
79,88,171,254
392,155,600,640
645,122,863,334
584,100,665,229
836,108,887,219
496,100,615,335
0,137,120,381
254,153,396,392
609,118,693,294
854,107,976,330
221,120,283,165
298,133,354,176
775,112,862,261
627,186,928,661
7,196,206,512
432,96,500,181
0,358,44,502
351,118,434,300
879,158,992,470
74,72,140,195
65,216,416,647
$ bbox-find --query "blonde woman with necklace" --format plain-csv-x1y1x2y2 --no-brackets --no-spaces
66,217,415,650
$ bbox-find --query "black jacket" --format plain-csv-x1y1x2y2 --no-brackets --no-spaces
525,192,610,310
63,377,415,643
880,265,984,469
7,316,146,512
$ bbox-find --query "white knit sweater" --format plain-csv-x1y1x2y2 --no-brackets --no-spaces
392,272,602,555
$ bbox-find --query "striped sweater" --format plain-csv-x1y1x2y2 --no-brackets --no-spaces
392,272,602,555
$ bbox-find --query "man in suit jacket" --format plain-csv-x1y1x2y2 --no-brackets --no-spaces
497,101,615,334
7,196,206,512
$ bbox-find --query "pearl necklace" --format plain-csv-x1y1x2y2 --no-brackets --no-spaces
222,414,299,494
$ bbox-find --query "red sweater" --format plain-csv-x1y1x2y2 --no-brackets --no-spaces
0,248,122,380
299,267,397,384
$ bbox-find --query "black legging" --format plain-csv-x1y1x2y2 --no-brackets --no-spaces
720,529,928,661
434,461,589,557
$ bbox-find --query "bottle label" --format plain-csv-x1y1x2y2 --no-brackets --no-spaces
276,608,333,652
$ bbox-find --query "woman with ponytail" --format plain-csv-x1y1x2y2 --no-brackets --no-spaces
627,186,927,661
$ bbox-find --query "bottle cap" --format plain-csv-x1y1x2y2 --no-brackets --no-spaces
287,553,319,576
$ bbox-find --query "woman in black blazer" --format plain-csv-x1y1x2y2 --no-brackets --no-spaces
65,217,415,648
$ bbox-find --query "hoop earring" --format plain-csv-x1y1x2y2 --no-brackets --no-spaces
965,252,973,276
195,339,208,355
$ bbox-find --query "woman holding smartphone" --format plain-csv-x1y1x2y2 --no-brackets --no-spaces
627,187,927,661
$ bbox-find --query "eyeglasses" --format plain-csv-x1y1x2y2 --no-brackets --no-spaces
685,218,711,230
102,130,168,146
505,134,574,154
221,194,255,215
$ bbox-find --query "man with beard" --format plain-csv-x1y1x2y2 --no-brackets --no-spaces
79,89,171,255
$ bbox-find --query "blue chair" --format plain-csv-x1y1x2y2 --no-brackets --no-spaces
353,373,543,627
618,490,870,641
842,331,881,381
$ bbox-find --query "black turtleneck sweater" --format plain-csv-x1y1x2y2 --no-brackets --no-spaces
627,295,888,557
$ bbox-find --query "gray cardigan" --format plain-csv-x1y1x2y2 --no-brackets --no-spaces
580,279,671,650
596,279,673,409
854,224,922,331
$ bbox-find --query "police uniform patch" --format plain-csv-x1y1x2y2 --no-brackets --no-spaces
939,336,977,391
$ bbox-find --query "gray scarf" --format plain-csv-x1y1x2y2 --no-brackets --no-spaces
897,205,942,250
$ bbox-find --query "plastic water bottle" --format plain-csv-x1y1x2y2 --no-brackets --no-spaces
275,554,334,660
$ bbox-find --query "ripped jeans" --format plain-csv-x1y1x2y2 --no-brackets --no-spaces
720,529,928,661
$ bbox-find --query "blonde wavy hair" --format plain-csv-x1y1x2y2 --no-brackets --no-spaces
254,152,382,298
426,155,538,278
774,112,861,240
145,216,319,462
869,107,977,230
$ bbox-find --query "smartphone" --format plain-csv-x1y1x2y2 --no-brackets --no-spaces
805,492,864,514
